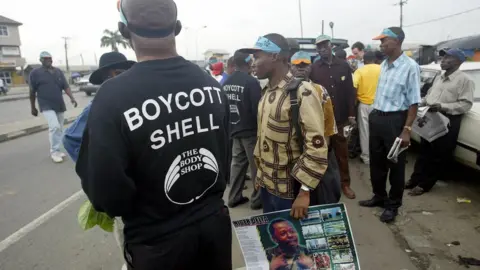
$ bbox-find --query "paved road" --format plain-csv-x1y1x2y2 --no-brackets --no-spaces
0,130,479,269
0,92,92,126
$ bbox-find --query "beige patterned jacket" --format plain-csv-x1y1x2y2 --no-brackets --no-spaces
254,72,328,199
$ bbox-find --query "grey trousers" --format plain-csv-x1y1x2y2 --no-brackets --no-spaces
228,136,261,206
358,103,374,163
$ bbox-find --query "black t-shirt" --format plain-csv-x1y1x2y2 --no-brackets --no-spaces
222,71,261,138
76,57,230,244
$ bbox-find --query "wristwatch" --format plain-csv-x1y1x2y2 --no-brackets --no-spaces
404,126,412,131
301,185,310,192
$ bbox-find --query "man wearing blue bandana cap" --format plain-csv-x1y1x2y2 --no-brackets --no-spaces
406,48,474,196
359,27,421,223
240,34,329,219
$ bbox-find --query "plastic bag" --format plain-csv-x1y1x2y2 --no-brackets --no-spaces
77,200,114,233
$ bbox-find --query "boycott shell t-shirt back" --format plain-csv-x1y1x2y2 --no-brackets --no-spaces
76,57,230,244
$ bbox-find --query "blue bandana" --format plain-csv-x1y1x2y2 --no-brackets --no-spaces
253,36,282,53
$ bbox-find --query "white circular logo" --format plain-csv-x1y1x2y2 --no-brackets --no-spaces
165,148,219,205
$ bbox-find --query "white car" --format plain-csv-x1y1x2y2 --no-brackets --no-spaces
414,62,480,170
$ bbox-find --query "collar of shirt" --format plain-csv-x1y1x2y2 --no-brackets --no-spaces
382,52,408,69
265,72,294,92
441,69,461,81
317,56,341,66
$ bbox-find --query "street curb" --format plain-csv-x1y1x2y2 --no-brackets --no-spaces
0,96,31,103
0,116,77,144
0,90,81,103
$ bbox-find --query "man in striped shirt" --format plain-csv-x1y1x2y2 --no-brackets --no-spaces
240,34,328,219
358,27,421,223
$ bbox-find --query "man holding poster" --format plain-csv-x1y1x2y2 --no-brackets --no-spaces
240,33,328,218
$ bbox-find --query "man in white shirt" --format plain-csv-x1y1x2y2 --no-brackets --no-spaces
406,48,475,196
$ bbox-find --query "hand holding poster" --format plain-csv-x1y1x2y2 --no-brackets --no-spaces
232,203,360,270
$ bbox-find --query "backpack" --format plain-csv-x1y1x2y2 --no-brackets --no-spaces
285,79,341,204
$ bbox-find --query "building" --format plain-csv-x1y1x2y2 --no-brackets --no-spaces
203,49,230,63
0,15,26,86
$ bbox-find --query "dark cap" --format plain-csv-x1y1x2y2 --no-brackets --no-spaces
117,0,178,38
439,48,466,62
239,33,290,54
234,50,251,63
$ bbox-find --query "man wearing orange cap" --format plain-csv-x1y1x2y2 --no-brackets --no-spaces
291,51,341,205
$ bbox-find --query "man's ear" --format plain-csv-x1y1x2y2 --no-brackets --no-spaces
174,20,182,36
118,22,131,39
271,53,280,62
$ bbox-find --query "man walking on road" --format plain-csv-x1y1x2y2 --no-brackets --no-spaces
224,50,262,210
76,0,232,269
29,51,77,163
240,33,328,218
359,27,421,223
310,35,357,199
353,50,381,165
406,48,474,196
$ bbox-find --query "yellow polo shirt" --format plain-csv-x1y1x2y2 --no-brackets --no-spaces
353,64,381,105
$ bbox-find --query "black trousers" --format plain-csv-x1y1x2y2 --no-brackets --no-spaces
369,110,407,209
125,207,232,270
409,113,463,191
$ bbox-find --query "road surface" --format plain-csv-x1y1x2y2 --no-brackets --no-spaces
0,92,92,126
0,129,479,269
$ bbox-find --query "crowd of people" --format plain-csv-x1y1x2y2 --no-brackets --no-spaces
24,0,476,268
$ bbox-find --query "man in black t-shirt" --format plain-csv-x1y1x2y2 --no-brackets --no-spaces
75,0,232,269
223,50,262,210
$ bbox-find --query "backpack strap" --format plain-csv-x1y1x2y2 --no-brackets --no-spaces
286,78,304,152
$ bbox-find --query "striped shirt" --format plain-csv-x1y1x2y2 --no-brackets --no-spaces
373,53,421,112
254,72,328,199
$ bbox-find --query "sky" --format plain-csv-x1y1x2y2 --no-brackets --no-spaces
1,0,479,66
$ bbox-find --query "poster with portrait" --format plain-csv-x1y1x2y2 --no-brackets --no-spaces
232,203,360,270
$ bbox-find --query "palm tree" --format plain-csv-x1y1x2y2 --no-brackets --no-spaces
100,29,130,52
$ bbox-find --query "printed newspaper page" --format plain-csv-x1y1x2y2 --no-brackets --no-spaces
232,203,360,270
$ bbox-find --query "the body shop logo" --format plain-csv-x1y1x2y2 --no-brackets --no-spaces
165,148,219,205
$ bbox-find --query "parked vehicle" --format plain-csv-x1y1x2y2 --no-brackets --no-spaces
77,73,99,96
413,62,480,170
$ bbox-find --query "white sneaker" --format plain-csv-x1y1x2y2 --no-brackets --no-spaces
51,153,63,163
57,152,66,158
121,264,127,270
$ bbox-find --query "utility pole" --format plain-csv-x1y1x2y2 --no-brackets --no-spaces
395,0,408,28
80,54,85,66
94,53,98,66
322,20,324,35
61,37,70,73
298,0,304,38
